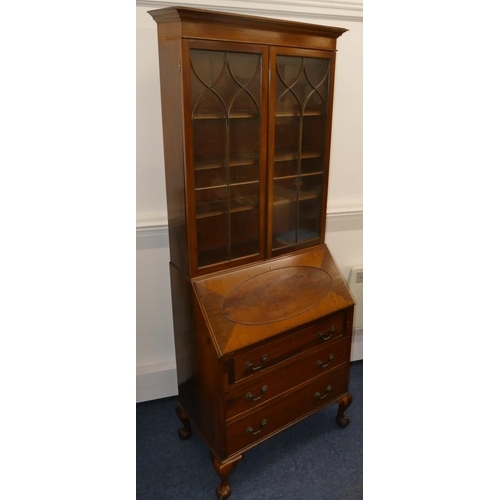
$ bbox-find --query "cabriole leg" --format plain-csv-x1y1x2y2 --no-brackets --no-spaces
210,452,243,500
335,393,353,428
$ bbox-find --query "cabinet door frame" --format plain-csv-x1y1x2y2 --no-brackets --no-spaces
267,46,337,258
182,39,269,276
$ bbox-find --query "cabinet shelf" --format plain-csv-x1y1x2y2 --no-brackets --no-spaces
275,110,325,118
194,155,259,171
193,112,259,120
273,190,320,205
196,206,257,219
274,171,323,180
194,180,259,191
196,194,259,219
274,152,322,162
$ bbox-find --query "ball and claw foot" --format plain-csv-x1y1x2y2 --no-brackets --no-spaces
335,414,351,428
175,404,192,441
335,393,353,428
215,484,232,500
177,426,192,441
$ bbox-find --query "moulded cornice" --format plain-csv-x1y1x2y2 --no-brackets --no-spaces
137,0,363,22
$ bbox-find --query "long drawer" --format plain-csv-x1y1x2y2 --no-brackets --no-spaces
225,337,350,421
225,364,350,456
229,311,349,384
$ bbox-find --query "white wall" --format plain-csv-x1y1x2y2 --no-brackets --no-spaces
136,0,363,402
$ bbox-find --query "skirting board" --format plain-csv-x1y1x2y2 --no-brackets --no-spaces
136,361,178,403
350,326,363,363
136,327,363,403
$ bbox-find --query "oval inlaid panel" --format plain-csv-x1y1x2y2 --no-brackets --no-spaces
221,266,332,325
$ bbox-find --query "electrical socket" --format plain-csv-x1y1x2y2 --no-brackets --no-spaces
356,271,363,284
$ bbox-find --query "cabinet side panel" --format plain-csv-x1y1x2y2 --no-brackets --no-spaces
157,37,189,274
169,264,226,459
169,264,196,398
192,297,226,459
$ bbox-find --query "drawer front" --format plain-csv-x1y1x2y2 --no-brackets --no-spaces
225,337,350,421
225,364,350,456
231,311,349,384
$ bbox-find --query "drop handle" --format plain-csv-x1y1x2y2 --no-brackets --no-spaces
246,355,268,371
246,385,268,401
317,326,336,341
314,385,332,400
246,419,268,435
316,354,334,368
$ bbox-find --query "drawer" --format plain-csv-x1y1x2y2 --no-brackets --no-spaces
225,364,350,456
225,337,351,421
230,311,348,384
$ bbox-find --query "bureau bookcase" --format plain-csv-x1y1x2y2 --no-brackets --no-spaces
149,7,355,499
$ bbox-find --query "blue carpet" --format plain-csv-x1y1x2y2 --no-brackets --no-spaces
137,361,362,499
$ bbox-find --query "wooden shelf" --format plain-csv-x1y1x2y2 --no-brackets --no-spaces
273,189,320,205
196,194,259,219
274,152,322,162
274,171,323,181
194,155,259,171
193,112,259,120
275,110,325,118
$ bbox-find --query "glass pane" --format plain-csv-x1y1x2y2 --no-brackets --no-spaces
231,208,260,259
227,52,261,88
229,160,259,184
190,47,262,268
274,158,298,178
302,115,327,156
304,89,327,114
298,173,322,242
297,213,321,243
194,165,226,189
230,182,259,210
197,214,229,268
191,50,226,88
300,156,323,175
192,92,226,118
274,115,300,156
272,178,298,248
272,206,297,248
272,54,330,251
276,56,303,88
300,173,323,199
195,186,227,217
231,90,258,115
229,116,260,159
304,58,329,114
193,119,226,164
276,57,310,113
304,58,329,87
275,55,329,113
275,90,301,115
191,51,226,117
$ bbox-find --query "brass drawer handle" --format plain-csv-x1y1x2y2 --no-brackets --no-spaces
314,384,332,400
246,354,268,371
316,354,334,368
246,419,268,435
246,385,268,401
317,326,335,341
